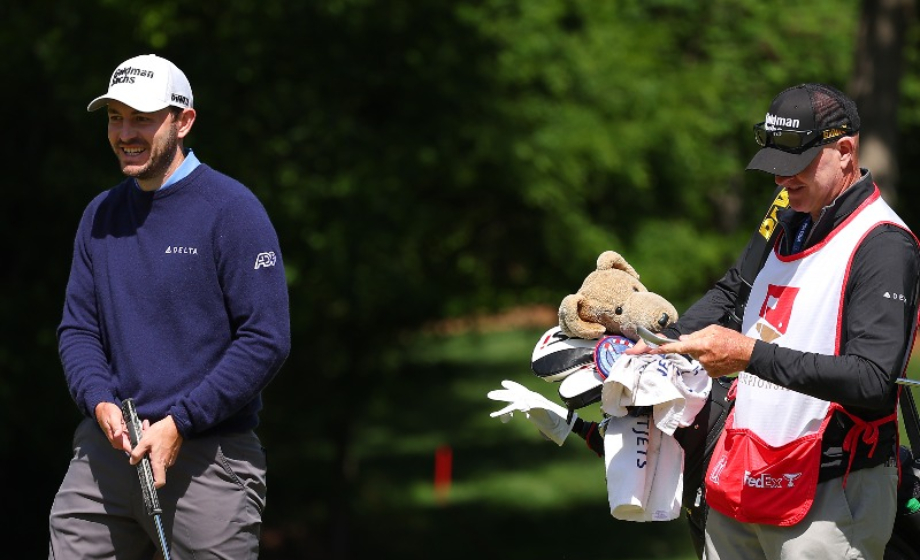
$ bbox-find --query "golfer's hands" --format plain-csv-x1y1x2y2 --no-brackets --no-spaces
487,379,576,445
647,324,755,378
95,401,133,453
127,415,183,488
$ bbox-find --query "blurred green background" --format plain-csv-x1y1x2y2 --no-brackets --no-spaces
5,0,920,558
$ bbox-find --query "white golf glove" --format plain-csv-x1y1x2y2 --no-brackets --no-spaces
487,379,577,446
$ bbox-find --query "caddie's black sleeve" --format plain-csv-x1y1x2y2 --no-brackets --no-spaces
748,225,920,413
662,250,749,339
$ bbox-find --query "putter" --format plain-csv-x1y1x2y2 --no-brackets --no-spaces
121,399,172,560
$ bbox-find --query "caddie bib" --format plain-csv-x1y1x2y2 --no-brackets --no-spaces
705,189,907,526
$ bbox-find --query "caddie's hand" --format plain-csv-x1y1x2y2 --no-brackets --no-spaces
649,324,755,378
624,339,653,355
487,379,577,445
128,415,184,489
95,401,133,453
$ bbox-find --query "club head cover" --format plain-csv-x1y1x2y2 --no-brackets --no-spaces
531,326,598,382
557,367,605,409
557,335,634,410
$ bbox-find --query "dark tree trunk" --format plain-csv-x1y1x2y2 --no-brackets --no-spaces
849,0,916,205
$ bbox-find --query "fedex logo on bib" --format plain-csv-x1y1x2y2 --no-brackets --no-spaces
755,284,799,342
744,470,802,489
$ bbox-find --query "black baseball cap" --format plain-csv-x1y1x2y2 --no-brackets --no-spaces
747,83,860,176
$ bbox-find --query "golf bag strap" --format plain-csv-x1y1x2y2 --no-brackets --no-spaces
898,232,920,457
725,187,789,329
902,389,920,457
735,187,920,456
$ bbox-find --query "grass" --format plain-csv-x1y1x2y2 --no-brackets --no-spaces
266,324,920,560
347,326,699,560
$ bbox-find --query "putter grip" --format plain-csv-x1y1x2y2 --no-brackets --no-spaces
121,398,163,517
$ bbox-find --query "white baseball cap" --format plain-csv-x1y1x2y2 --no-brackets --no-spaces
87,54,194,113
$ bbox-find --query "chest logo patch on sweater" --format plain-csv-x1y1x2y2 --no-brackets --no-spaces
165,246,198,255
255,252,277,269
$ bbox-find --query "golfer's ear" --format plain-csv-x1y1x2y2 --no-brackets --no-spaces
176,108,197,138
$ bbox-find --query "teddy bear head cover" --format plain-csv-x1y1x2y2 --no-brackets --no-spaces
558,250,678,341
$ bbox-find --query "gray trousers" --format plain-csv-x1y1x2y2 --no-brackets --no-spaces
704,462,898,560
49,417,268,559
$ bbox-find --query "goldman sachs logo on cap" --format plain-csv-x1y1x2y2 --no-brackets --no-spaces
110,66,154,86
764,112,801,131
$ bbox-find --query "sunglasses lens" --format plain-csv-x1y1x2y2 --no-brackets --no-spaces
770,131,805,149
753,123,826,151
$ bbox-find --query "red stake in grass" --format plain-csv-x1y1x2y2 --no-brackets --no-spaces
434,445,452,505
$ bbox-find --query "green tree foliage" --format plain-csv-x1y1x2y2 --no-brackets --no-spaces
7,0,903,557
460,0,860,307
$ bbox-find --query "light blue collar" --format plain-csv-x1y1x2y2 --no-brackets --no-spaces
158,149,201,190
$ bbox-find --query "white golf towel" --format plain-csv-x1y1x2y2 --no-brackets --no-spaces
600,353,710,521
603,415,684,521
603,415,657,520
601,354,711,435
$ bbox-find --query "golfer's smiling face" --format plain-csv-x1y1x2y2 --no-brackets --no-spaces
106,101,184,190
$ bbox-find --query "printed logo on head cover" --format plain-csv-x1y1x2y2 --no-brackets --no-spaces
254,252,277,269
536,329,577,351
594,335,634,379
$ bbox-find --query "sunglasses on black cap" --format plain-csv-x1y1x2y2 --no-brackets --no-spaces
753,123,852,152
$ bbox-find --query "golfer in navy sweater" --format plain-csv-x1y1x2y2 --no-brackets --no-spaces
48,54,290,559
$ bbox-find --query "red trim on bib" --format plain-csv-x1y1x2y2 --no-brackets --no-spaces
832,403,896,487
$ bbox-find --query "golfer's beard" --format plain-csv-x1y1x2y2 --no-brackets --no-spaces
121,125,180,180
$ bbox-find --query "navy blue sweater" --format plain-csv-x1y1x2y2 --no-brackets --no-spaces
58,164,291,438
